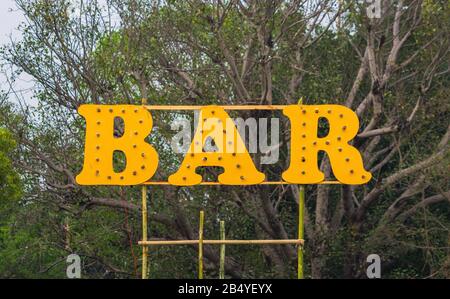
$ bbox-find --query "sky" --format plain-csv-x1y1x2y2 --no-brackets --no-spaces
0,0,23,44
0,0,37,107
0,0,115,108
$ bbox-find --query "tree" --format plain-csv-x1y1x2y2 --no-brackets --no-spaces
0,0,448,278
0,126,26,278
0,128,21,202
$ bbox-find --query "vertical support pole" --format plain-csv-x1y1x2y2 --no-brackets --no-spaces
198,210,204,279
142,185,148,279
297,97,305,279
219,220,225,279
141,97,148,280
298,185,305,279
64,216,70,250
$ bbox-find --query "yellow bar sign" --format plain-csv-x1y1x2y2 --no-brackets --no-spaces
75,105,371,186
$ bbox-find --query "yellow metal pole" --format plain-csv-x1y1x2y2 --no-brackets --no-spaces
219,220,225,279
139,239,304,246
141,186,148,279
298,185,305,279
144,104,287,110
143,180,340,186
297,97,305,279
141,97,148,279
198,210,204,279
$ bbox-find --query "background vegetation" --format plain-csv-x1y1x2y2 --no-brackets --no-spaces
0,0,448,278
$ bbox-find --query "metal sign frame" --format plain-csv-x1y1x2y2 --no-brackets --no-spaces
76,98,371,279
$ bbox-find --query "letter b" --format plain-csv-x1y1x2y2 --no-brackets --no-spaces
76,105,158,185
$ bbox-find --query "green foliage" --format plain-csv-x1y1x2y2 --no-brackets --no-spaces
0,129,21,202
0,0,448,279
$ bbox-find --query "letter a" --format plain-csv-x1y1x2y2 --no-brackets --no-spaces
168,106,265,185
282,105,371,184
76,105,158,185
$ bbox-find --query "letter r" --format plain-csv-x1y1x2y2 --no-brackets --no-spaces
282,105,371,184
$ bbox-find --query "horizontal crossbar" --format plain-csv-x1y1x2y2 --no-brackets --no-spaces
145,105,287,110
138,239,304,246
143,181,341,185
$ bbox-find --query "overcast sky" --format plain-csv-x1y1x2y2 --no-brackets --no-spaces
0,0,37,107
1,0,115,108
0,0,23,43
